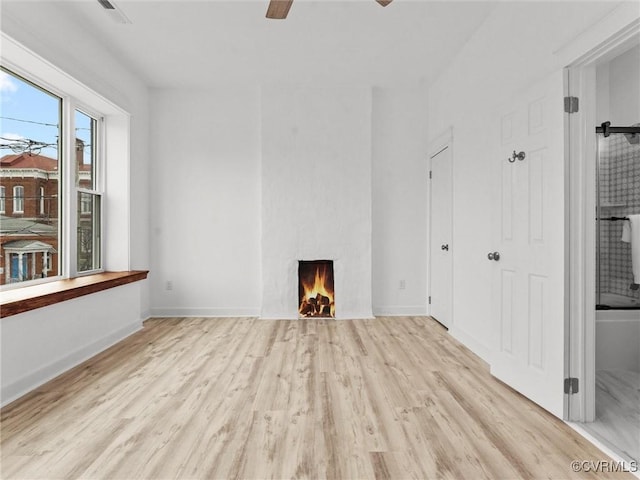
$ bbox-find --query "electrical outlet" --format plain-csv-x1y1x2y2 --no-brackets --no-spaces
399,280,406,290
166,280,173,291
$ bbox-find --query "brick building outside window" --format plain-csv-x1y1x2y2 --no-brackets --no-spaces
0,140,90,285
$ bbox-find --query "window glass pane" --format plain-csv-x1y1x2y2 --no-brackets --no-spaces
39,186,45,214
13,186,24,212
77,192,100,272
75,110,96,190
0,68,61,284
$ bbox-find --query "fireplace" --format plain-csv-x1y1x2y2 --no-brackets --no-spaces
298,260,335,318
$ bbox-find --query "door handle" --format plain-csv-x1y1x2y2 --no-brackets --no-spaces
487,252,500,261
441,244,449,251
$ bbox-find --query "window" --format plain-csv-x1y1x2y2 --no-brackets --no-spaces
13,186,24,213
1,67,61,286
0,186,4,213
80,193,91,214
39,186,45,215
75,110,101,272
0,64,107,287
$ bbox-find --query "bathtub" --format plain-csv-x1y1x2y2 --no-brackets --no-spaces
597,292,640,309
596,308,640,372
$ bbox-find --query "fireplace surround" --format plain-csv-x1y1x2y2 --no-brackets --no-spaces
260,86,373,319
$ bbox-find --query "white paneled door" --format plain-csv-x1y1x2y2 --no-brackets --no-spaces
430,144,452,328
490,73,566,418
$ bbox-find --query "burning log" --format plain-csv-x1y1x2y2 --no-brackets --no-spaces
300,301,315,316
299,295,335,317
316,294,330,306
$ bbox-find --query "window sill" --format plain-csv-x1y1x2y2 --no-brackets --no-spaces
0,271,149,318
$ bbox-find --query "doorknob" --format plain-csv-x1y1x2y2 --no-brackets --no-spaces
441,244,449,251
487,252,500,261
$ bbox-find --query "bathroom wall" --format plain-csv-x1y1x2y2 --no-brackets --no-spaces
596,44,640,303
597,134,640,303
596,44,640,126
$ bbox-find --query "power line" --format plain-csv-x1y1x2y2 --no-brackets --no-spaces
1,116,91,131
0,136,56,144
0,136,58,156
0,116,58,128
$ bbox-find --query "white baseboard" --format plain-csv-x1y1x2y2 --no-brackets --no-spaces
152,307,428,320
373,305,428,316
1,321,142,407
448,325,491,364
150,307,260,318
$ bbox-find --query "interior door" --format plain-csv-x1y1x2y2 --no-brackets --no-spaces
429,145,452,328
490,73,566,418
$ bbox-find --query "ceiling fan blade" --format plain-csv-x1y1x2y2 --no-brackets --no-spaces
375,0,393,6
266,0,294,19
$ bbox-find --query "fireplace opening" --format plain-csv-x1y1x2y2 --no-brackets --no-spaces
298,260,335,318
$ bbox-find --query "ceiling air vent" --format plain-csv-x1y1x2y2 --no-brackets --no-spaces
96,0,132,24
97,0,116,10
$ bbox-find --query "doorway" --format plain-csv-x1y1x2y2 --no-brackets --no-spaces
566,24,640,465
429,135,453,328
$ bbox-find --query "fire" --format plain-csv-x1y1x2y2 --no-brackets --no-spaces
299,261,335,318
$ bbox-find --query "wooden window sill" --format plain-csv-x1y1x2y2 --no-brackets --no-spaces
0,271,148,319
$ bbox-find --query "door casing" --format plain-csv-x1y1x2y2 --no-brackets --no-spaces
564,19,640,422
428,128,453,328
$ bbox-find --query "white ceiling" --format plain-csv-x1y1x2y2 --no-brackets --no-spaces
19,0,498,88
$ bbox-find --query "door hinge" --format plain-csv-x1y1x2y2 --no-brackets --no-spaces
564,377,579,394
428,296,431,305
564,96,579,114
429,170,432,179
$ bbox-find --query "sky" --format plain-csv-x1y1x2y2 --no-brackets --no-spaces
0,69,92,163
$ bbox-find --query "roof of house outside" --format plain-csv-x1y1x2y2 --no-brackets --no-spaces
2,239,56,253
0,151,91,172
0,216,57,235
0,153,59,171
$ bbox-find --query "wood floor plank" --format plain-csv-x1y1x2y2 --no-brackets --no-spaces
1,316,633,479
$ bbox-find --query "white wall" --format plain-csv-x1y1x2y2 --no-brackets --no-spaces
372,87,429,315
261,86,373,319
0,2,150,404
428,1,639,361
149,88,262,317
1,284,142,406
596,44,640,126
148,85,429,319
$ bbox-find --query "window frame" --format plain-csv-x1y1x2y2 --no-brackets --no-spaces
74,107,104,275
0,185,5,214
0,63,108,289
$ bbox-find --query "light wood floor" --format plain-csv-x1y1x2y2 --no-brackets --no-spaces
581,369,640,464
1,316,633,479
